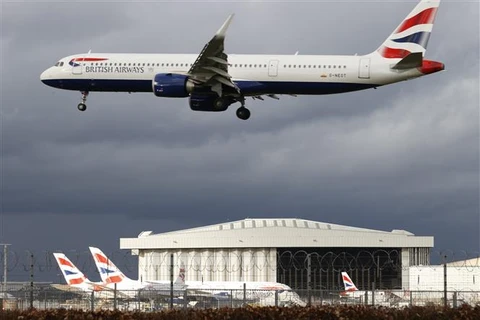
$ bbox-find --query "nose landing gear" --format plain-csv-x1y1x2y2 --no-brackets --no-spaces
77,91,89,112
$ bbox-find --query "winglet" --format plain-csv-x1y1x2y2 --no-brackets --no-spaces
391,52,423,69
216,14,234,38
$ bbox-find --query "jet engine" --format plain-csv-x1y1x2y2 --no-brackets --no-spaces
153,73,195,98
189,93,235,112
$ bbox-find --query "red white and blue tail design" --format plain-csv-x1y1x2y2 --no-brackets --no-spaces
176,264,186,285
377,0,441,59
89,247,130,284
341,272,358,292
53,253,89,288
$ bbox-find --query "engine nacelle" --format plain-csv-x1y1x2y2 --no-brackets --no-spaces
189,93,235,112
153,73,194,98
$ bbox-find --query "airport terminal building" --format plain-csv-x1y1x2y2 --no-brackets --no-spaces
120,218,433,291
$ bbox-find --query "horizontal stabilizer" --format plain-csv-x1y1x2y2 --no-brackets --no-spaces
391,52,423,70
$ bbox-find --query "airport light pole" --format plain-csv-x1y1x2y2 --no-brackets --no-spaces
444,255,447,308
170,254,174,310
1,243,10,293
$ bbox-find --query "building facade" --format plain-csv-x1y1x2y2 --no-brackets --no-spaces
120,218,433,290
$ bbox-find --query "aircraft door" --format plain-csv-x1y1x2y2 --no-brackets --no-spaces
358,58,370,79
71,57,83,75
268,60,279,77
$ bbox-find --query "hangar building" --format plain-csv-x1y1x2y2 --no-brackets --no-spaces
120,218,433,291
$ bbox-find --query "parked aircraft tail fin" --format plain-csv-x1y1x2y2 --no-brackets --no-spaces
89,247,132,284
53,253,90,289
341,272,358,292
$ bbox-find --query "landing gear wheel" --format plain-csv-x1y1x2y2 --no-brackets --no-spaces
77,91,89,112
236,107,251,120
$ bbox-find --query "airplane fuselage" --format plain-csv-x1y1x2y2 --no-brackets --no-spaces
40,53,427,95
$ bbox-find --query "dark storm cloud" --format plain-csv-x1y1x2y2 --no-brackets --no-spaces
0,0,479,280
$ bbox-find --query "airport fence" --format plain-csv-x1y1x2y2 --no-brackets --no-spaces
1,249,480,311
2,287,480,311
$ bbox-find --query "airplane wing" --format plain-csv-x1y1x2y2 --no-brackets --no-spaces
84,281,131,299
187,14,239,97
50,284,87,294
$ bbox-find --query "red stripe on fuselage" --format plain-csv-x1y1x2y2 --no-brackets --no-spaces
73,58,108,62
396,8,437,33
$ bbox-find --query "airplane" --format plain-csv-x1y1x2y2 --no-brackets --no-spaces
340,271,402,305
340,271,367,299
52,252,114,297
174,272,307,307
40,0,444,120
90,247,305,306
88,247,188,298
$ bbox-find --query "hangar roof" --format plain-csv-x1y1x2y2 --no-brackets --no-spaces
120,218,433,250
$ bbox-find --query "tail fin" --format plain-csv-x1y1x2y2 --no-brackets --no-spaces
341,272,358,292
53,253,90,288
89,247,131,284
175,264,186,285
376,0,441,59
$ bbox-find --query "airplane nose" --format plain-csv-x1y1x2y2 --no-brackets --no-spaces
40,67,60,88
40,68,51,82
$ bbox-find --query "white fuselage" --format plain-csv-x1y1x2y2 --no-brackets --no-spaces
40,52,423,95
182,280,305,306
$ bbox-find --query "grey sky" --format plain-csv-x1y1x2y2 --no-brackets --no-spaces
1,0,479,281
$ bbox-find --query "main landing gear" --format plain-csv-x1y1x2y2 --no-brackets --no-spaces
235,97,250,120
236,107,250,120
77,91,89,112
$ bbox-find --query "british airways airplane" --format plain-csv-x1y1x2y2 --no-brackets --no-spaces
40,0,444,120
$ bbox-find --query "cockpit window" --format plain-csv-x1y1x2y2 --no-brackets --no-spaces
54,61,64,67
60,62,64,66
